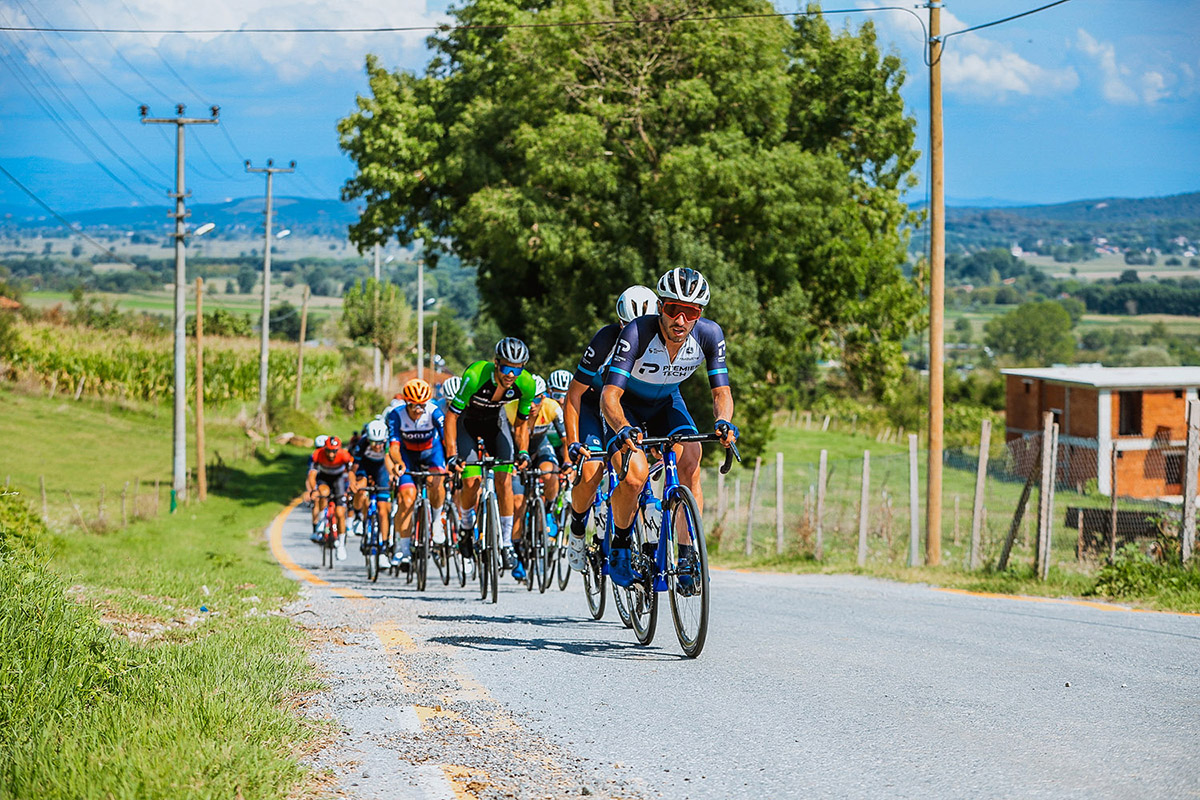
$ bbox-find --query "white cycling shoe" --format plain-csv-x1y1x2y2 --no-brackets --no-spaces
335,538,347,561
567,533,587,572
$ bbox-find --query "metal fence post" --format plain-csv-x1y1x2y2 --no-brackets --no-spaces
1182,399,1200,563
969,418,991,570
745,456,761,557
857,450,871,567
1110,441,1118,561
908,434,920,567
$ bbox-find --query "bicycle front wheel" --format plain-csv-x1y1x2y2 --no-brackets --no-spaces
555,502,572,591
416,501,430,592
443,503,461,587
365,521,379,583
667,487,709,658
486,494,500,604
630,516,658,646
477,504,490,601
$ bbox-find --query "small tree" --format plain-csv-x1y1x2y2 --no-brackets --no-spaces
342,277,410,389
983,301,1076,366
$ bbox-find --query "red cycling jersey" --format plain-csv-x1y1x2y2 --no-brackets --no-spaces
311,448,354,476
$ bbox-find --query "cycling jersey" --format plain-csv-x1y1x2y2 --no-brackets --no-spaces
572,323,622,393
505,396,566,442
386,401,446,452
350,437,388,464
450,360,537,423
311,448,354,476
605,316,728,407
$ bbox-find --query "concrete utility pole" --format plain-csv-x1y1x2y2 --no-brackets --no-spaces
245,158,295,428
140,103,218,511
925,2,945,566
417,258,425,381
373,243,382,388
194,277,207,502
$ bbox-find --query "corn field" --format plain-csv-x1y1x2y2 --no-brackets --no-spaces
4,321,342,404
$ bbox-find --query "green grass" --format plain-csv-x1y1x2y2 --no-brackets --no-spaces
0,446,324,799
0,385,258,528
22,287,343,316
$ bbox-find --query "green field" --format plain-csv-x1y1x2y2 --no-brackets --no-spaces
20,285,343,317
1022,251,1199,280
947,306,1200,341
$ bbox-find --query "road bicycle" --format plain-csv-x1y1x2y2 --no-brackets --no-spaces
553,488,573,591
316,489,340,569
459,438,513,605
402,471,453,592
615,432,739,658
517,465,561,594
359,481,386,583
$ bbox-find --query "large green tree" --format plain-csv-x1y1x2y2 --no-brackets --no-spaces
338,0,922,454
983,301,1076,366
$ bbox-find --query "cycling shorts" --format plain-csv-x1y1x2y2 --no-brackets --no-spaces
604,390,697,450
577,389,607,453
398,444,448,489
512,438,559,495
356,459,391,500
457,415,515,478
316,472,349,506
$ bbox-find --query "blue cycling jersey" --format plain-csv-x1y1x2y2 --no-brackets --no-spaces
572,323,622,393
604,315,729,407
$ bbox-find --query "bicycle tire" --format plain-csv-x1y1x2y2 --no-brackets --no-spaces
555,502,572,590
437,504,455,586
487,493,500,604
446,504,466,588
477,502,490,601
416,500,430,592
612,577,633,628
630,515,658,645
365,515,379,583
529,499,548,593
582,532,606,620
667,487,709,658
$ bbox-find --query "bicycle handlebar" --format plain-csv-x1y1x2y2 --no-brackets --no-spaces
616,432,741,480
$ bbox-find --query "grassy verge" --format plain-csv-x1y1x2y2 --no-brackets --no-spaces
0,447,323,799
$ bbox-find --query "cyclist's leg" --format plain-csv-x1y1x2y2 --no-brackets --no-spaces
511,467,526,542
331,475,349,558
661,392,701,547
420,446,449,543
606,399,652,530
456,425,483,551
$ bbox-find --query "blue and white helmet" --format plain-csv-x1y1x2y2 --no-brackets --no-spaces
548,369,571,393
656,268,710,307
365,419,387,442
441,375,463,400
532,374,547,397
616,284,658,324
495,336,530,365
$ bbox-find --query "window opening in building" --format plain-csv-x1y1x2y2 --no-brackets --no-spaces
1118,391,1142,436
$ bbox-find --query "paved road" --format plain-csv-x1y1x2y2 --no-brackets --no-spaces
272,503,1200,799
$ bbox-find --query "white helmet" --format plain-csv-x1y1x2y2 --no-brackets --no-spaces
616,284,658,324
548,369,571,393
386,397,402,410
495,336,530,365
314,434,328,448
532,374,547,397
656,268,710,307
365,419,387,442
441,376,462,400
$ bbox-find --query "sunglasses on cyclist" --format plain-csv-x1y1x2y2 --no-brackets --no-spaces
497,363,524,377
662,301,702,322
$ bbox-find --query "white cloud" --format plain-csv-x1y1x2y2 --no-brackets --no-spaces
857,3,1078,99
1139,71,1168,104
1076,29,1138,103
1075,28,1178,106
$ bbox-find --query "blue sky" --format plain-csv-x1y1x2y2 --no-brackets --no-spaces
1,0,1197,214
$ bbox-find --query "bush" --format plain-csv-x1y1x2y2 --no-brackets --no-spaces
332,376,385,417
1090,544,1200,602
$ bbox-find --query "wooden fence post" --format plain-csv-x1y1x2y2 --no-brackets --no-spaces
65,489,87,531
1181,399,1200,564
821,415,830,432
97,484,106,526
1035,413,1054,579
857,450,871,567
121,482,129,527
815,450,828,561
717,470,726,525
775,452,784,555
1042,422,1060,581
969,418,991,570
133,478,141,518
1110,441,1119,561
908,434,920,567
745,456,762,556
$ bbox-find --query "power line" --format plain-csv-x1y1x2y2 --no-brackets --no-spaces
942,0,1073,40
116,0,207,104
65,0,172,103
0,6,927,34
0,162,141,268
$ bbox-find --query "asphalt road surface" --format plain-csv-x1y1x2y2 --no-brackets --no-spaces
270,502,1200,799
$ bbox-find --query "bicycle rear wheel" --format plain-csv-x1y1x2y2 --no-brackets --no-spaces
630,515,658,646
486,494,500,604
416,500,430,592
442,503,460,587
365,517,379,583
529,499,549,594
667,487,709,658
477,504,490,601
582,534,606,620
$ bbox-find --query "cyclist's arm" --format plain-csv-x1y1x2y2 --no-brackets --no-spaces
601,384,632,438
564,379,587,445
513,416,531,454
712,385,733,430
306,468,317,494
444,408,459,458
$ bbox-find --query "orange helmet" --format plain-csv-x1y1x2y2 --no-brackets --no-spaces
401,378,433,404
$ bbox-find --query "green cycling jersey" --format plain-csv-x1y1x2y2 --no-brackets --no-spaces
450,360,538,424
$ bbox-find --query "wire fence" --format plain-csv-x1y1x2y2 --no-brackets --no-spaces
696,424,1196,574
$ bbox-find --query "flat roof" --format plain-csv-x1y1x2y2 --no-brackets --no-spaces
1002,366,1200,389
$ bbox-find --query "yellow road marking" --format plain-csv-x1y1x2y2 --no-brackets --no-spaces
374,619,416,650
268,497,365,600
439,765,487,800
934,587,1200,617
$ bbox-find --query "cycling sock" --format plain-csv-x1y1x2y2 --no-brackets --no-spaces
569,507,590,538
461,508,476,530
611,523,633,550
399,537,412,557
500,515,514,548
431,505,443,530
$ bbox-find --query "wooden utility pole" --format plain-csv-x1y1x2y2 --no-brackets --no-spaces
1110,441,1119,560
815,450,828,561
294,285,310,410
194,277,207,501
857,450,871,567
1182,399,1200,563
925,0,946,566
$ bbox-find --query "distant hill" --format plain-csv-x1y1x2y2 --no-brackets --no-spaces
2,196,360,239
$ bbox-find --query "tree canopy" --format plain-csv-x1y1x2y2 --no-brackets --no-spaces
338,0,922,452
983,301,1076,366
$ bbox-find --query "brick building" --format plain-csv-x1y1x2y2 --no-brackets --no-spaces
1002,366,1200,499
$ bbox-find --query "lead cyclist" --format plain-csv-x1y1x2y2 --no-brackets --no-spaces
600,268,738,590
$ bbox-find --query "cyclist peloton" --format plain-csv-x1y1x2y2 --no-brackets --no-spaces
307,436,355,560
349,420,396,558
507,373,568,581
563,284,659,571
601,268,738,587
386,378,449,572
444,338,537,572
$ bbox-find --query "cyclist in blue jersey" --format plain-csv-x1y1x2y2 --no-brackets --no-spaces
563,284,658,571
547,370,571,405
349,420,395,555
387,378,448,571
601,268,738,587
